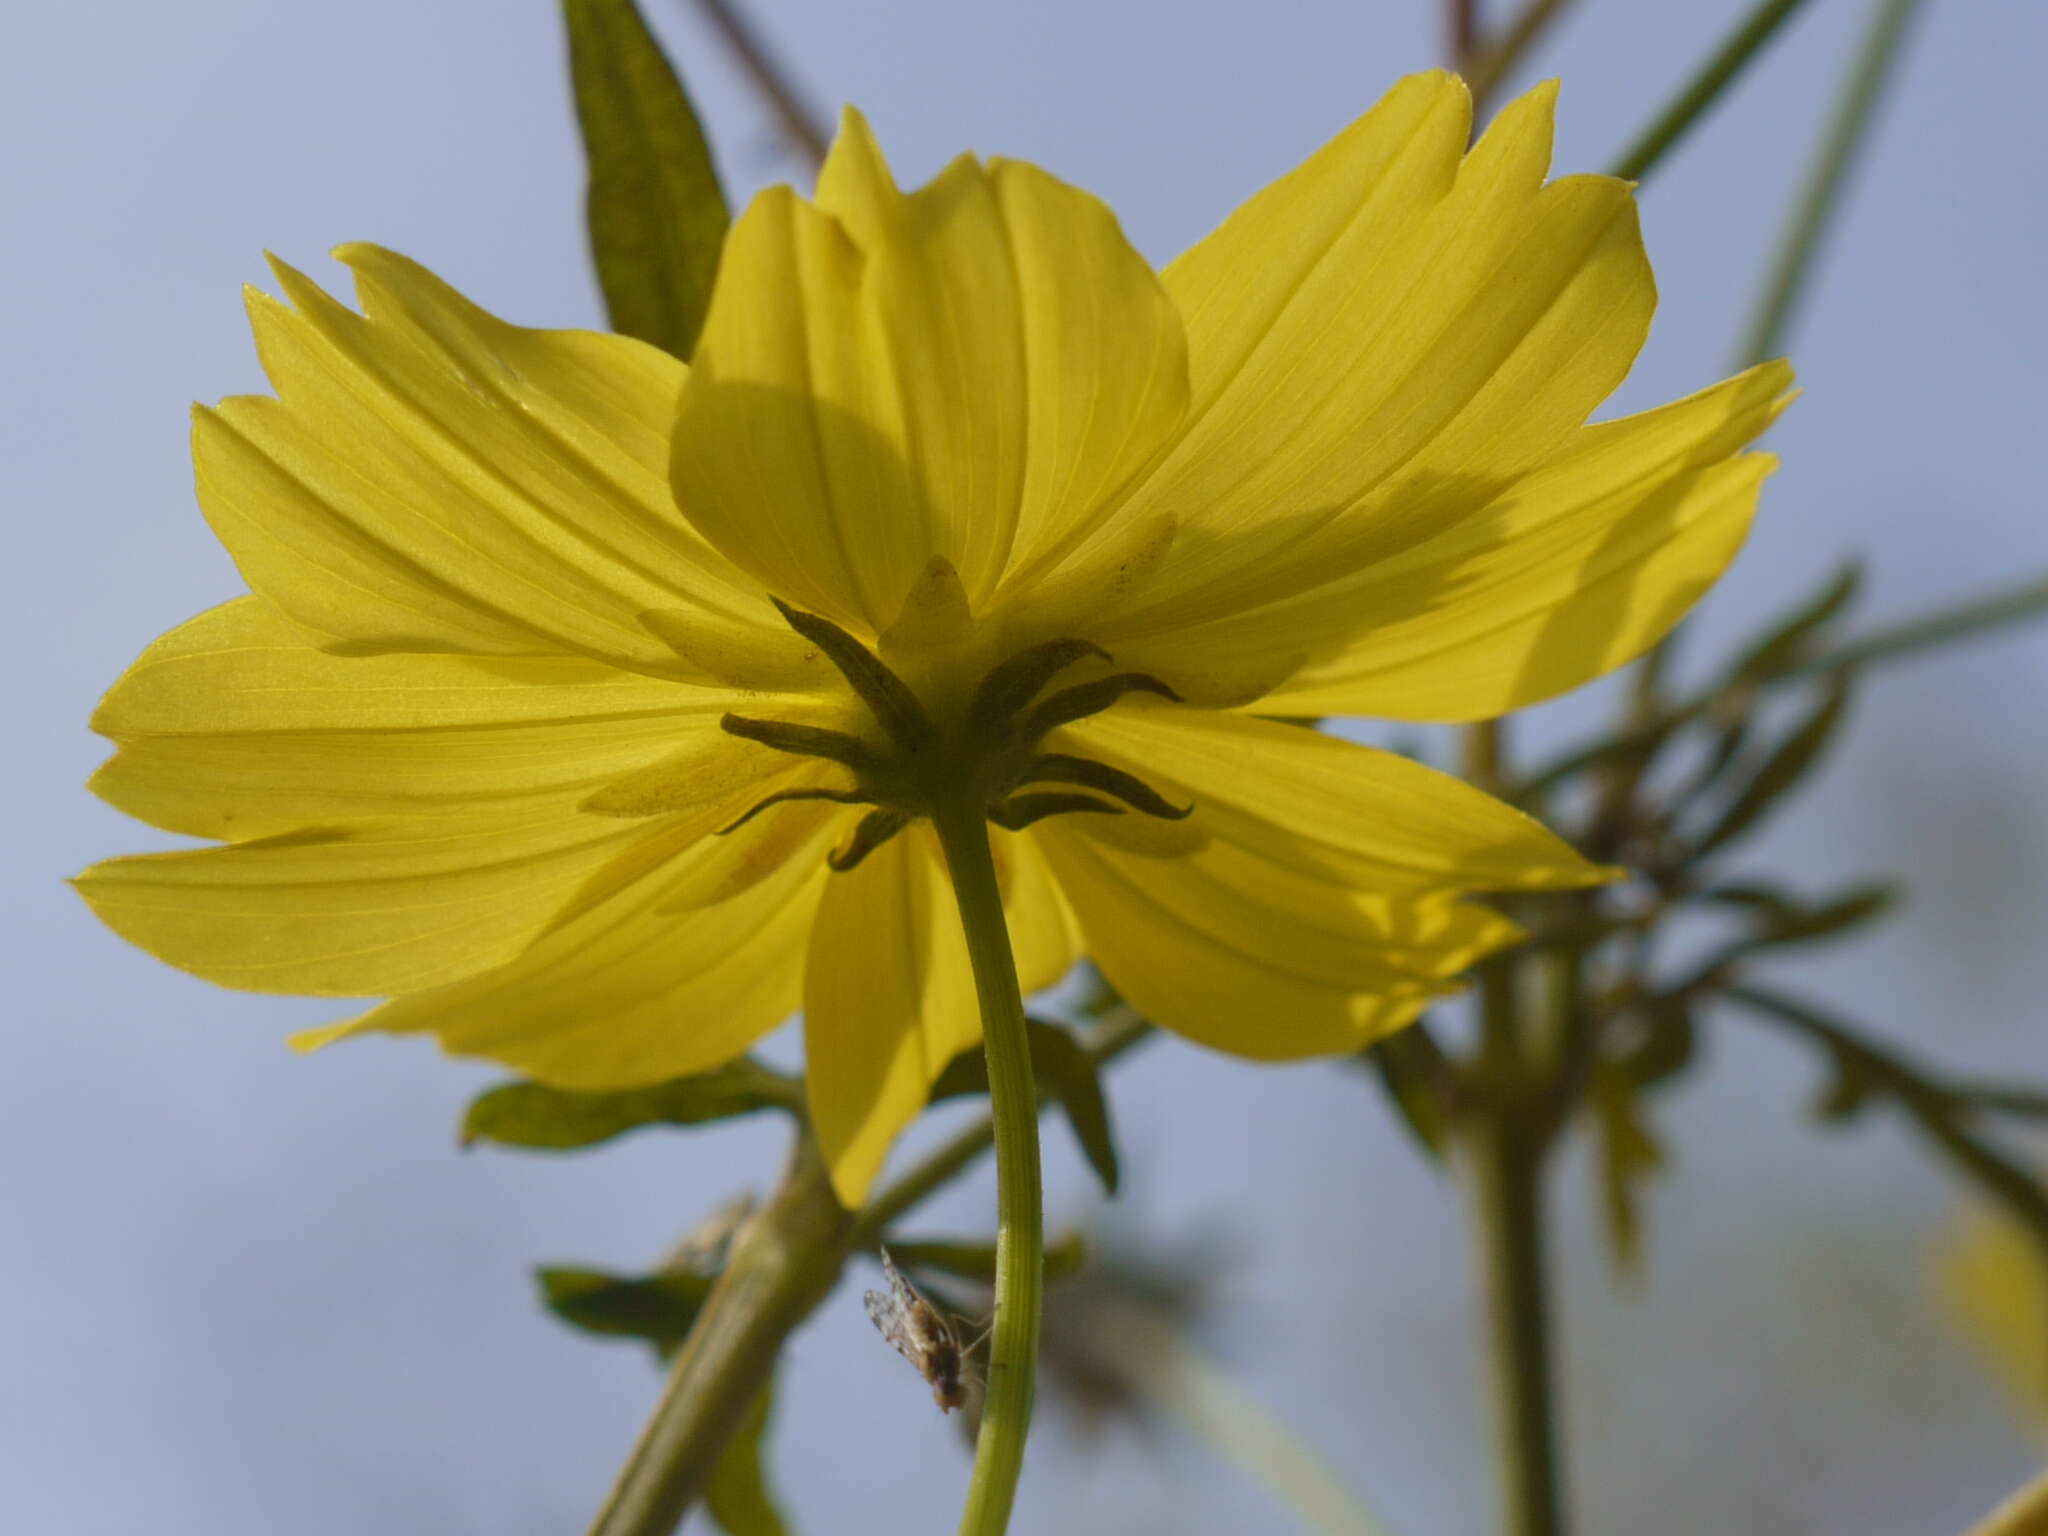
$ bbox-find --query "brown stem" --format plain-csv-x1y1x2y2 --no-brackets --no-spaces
1462,0,1579,115
687,0,831,167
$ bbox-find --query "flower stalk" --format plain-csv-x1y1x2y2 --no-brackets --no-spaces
583,1137,850,1536
931,793,1045,1536
1463,1091,1565,1536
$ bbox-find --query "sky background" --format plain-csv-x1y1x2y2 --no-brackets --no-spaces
7,1,2048,1532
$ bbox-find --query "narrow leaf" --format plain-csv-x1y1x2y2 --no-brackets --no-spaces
564,0,729,357
536,1266,712,1355
463,1058,800,1151
704,1380,791,1536
1692,672,1855,857
1727,561,1864,683
1591,1064,1665,1280
1728,985,2048,1262
1620,995,1697,1093
1703,880,1899,954
1361,1022,1453,1161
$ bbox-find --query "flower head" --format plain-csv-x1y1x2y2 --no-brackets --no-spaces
77,73,1791,1203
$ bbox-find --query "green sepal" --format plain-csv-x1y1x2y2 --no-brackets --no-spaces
536,1266,712,1356
462,1058,800,1152
563,0,729,358
932,1018,1122,1195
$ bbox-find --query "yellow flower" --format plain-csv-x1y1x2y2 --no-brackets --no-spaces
77,73,1791,1205
1937,1204,2048,1435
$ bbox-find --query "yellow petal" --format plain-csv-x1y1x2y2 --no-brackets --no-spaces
1165,362,1795,720
88,596,745,839
997,829,1080,995
198,247,767,671
802,824,980,1205
75,813,662,997
1041,74,1654,634
308,809,839,1084
1035,817,1511,1059
671,110,1188,635
77,595,802,995
1060,705,1610,893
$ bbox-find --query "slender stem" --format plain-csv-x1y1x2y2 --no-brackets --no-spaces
687,0,831,167
931,796,1044,1536
1445,0,1481,75
1463,1107,1564,1536
1794,571,2048,678
1462,0,1579,116
1733,0,1927,367
1513,568,2048,803
851,1009,1151,1248
1461,718,1509,796
1070,1295,1396,1536
1606,0,1818,185
583,1138,848,1536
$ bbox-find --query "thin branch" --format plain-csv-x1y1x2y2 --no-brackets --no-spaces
1733,0,1928,366
1462,0,1578,117
1723,983,2048,1261
687,0,831,168
1606,0,1818,184
1515,569,2048,801
1446,0,1481,75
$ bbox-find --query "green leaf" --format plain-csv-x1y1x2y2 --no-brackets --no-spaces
536,1266,712,1355
1728,985,2048,1262
1691,672,1855,857
462,1058,800,1152
1591,1063,1665,1280
933,1019,1122,1195
1619,994,1696,1093
705,1379,791,1536
885,1232,1088,1286
1703,880,1899,952
1362,1021,1454,1161
1726,561,1863,683
563,0,729,358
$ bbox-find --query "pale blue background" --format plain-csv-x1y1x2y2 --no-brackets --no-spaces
7,1,2047,1532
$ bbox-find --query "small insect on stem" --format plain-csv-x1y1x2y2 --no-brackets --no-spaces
863,1247,978,1414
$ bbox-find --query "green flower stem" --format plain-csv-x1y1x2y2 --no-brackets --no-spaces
583,1137,849,1536
850,1007,1151,1248
1606,0,1819,185
1733,0,1927,368
1462,1097,1565,1536
583,1010,1145,1536
931,794,1045,1536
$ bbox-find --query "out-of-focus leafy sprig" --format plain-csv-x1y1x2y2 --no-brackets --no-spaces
1363,559,2048,1286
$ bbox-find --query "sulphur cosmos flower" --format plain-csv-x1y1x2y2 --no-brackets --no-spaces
1937,1204,2048,1435
77,73,1791,1204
